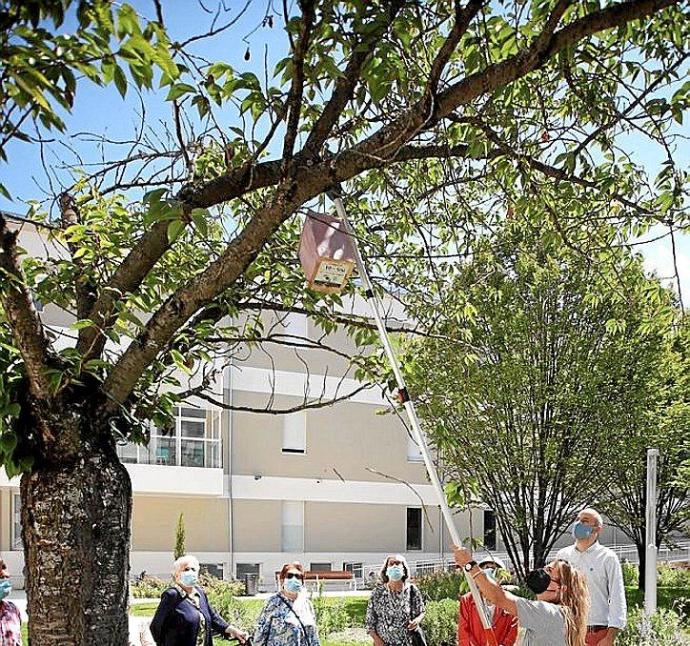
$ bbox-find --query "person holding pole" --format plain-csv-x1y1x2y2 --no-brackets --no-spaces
454,546,590,646
458,557,518,646
556,508,627,645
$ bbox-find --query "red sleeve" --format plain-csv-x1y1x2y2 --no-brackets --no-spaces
495,608,519,646
458,594,476,646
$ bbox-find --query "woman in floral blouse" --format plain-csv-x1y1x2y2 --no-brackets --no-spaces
366,554,425,646
0,557,21,646
253,562,320,646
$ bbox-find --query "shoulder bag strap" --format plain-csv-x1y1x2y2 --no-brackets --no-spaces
276,594,310,643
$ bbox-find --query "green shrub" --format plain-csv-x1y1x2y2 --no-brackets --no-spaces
207,591,262,633
657,563,690,588
313,587,349,637
130,575,171,598
622,561,639,587
421,599,459,646
617,607,690,646
415,569,468,601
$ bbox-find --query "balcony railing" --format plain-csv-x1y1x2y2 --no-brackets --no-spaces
116,407,222,469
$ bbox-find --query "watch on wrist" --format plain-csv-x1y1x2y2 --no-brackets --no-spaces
463,560,478,572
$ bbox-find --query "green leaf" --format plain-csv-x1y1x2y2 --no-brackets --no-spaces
167,220,185,242
191,208,209,238
113,65,127,97
166,83,196,101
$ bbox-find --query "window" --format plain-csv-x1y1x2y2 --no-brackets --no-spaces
282,411,306,454
343,562,363,578
236,563,261,580
406,507,422,551
282,501,304,552
407,435,424,462
310,562,331,572
200,563,224,579
483,509,497,551
12,493,22,550
116,407,221,468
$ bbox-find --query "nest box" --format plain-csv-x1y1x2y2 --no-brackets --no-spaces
298,210,356,293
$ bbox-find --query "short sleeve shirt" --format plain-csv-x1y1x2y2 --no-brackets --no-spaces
515,597,566,646
0,600,21,646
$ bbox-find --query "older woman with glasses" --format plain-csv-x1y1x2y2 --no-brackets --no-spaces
149,554,248,646
0,557,21,646
365,554,426,646
253,562,320,646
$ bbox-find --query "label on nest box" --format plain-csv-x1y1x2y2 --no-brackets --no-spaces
313,259,352,288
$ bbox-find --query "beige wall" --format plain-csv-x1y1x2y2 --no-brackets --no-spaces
0,489,10,552
231,499,282,552
231,392,428,484
231,499,477,555
131,496,229,552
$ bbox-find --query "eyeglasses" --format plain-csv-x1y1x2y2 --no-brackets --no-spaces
285,572,304,580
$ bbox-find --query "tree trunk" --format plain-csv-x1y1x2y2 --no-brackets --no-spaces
637,541,646,592
20,443,132,645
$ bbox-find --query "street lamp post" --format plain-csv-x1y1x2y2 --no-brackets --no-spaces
644,448,659,617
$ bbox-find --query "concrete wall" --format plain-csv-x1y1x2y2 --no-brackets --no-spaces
231,499,283,552
231,391,428,485
131,496,230,553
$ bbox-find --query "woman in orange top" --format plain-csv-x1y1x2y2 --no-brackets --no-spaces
458,558,518,646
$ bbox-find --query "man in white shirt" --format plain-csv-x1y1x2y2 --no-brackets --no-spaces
556,508,627,646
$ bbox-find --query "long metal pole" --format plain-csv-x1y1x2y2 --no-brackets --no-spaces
644,448,659,616
331,195,497,641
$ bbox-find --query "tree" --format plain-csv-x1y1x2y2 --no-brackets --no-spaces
404,220,677,577
599,318,690,590
174,513,186,561
0,0,688,642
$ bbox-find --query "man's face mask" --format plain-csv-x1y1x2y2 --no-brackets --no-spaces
525,568,552,594
572,521,595,540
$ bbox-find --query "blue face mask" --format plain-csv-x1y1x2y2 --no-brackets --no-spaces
387,565,404,582
180,570,198,587
284,577,303,593
0,580,11,600
572,521,594,540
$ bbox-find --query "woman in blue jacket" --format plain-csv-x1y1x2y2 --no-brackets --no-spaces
150,555,248,646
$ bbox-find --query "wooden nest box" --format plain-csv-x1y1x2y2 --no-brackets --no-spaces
298,210,356,294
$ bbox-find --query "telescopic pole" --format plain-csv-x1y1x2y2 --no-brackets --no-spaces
330,192,498,644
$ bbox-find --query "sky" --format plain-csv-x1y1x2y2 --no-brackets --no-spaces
1,0,688,301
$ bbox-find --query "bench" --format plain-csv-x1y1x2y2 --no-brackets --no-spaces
274,570,357,591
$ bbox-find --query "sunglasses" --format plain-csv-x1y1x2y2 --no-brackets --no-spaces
285,572,304,580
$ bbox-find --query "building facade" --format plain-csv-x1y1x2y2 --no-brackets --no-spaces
0,215,483,590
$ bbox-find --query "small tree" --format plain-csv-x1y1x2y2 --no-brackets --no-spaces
599,318,690,590
405,220,676,577
174,513,186,561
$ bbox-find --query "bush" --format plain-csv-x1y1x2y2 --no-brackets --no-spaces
313,586,349,637
617,607,690,646
622,561,639,587
207,590,262,633
415,569,468,601
421,599,459,646
131,575,171,598
658,563,690,588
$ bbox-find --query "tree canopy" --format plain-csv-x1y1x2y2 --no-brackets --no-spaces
0,0,688,641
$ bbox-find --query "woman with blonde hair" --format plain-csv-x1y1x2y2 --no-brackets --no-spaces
454,547,589,646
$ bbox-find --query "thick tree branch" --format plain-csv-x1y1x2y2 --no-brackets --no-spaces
58,193,97,322
99,0,679,409
302,0,405,156
0,214,53,400
281,0,316,165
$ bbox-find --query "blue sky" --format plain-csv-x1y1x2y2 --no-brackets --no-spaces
1,0,687,301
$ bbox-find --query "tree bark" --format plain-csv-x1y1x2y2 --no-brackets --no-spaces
21,441,132,645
